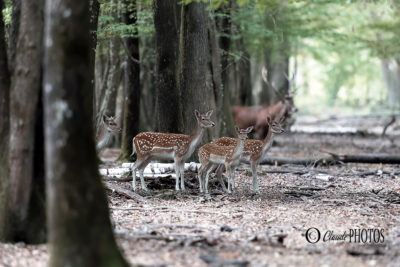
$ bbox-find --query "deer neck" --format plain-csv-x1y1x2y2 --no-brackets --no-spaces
261,127,275,154
187,123,205,156
96,125,112,150
232,138,245,160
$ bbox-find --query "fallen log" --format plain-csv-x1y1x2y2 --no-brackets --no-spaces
103,181,147,202
258,153,400,166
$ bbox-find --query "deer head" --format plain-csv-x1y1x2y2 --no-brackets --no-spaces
266,117,285,134
102,115,121,133
235,125,254,140
195,110,215,128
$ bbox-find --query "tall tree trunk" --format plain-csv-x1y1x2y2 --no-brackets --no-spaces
43,0,128,266
119,0,140,161
259,10,289,105
89,0,100,123
381,58,400,107
7,0,46,243
8,0,21,74
0,0,11,240
153,0,183,133
235,38,252,106
178,3,214,138
208,15,233,137
97,37,121,133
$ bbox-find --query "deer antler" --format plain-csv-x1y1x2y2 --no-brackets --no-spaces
283,70,298,96
261,66,286,99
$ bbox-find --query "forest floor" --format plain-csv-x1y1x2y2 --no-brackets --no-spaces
1,114,400,267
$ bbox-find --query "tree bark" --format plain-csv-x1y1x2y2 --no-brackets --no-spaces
178,3,214,138
259,11,289,105
7,0,46,243
119,0,140,161
89,0,100,123
153,0,183,133
7,0,21,75
43,0,128,266
0,0,11,240
97,37,121,133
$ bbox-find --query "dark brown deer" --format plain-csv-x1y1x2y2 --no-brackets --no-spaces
232,67,297,139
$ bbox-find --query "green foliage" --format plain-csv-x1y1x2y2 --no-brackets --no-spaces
97,0,154,41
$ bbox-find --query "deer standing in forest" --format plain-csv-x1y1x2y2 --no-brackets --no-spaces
96,115,121,152
213,117,285,193
130,110,215,191
232,67,297,138
198,126,253,193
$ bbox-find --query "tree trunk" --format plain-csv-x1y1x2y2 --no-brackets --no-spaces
89,0,100,123
43,0,128,266
208,15,233,137
97,37,121,133
259,11,289,106
7,0,21,74
0,0,11,240
381,58,400,107
178,3,213,137
7,0,46,243
153,0,183,133
119,0,140,161
235,39,252,106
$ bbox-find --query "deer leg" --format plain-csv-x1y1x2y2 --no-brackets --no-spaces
179,162,185,191
230,166,236,191
198,165,204,192
139,168,148,191
216,165,228,192
131,159,144,191
225,164,232,193
251,161,259,193
174,158,180,191
204,164,214,194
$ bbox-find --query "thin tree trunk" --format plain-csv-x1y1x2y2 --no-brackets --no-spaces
7,0,21,74
97,37,121,131
119,0,140,161
89,0,100,123
43,0,128,266
236,39,252,106
7,0,46,243
153,0,182,133
208,15,233,137
0,0,11,240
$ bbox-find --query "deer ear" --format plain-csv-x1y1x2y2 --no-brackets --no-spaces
102,114,108,123
235,125,240,133
246,126,254,133
266,116,271,124
206,110,213,118
194,110,200,118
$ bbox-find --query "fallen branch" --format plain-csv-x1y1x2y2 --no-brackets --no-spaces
103,182,146,202
381,115,396,137
259,153,400,166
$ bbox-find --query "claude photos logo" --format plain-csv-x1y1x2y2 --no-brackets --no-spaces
305,227,385,244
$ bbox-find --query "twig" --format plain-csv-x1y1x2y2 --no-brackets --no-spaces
381,115,396,137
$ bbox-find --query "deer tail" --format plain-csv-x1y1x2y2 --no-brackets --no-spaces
130,137,136,157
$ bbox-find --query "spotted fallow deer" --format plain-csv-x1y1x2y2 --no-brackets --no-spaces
96,115,121,152
213,117,284,193
131,110,215,191
198,126,253,193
